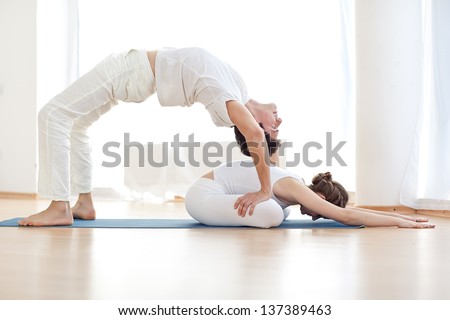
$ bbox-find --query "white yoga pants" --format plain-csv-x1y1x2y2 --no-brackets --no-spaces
38,49,155,200
185,178,290,228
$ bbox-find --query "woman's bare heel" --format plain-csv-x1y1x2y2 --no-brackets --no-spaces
71,193,96,220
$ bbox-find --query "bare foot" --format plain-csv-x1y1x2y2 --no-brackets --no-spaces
71,193,96,220
19,201,73,226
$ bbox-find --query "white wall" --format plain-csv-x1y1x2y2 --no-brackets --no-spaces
355,0,422,206
0,0,38,193
0,0,424,203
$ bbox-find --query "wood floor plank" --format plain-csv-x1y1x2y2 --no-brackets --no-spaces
0,198,449,299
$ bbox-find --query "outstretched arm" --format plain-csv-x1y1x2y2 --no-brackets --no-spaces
274,178,435,228
226,100,271,217
351,207,429,223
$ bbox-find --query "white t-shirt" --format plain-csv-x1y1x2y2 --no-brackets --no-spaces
155,47,250,127
213,160,304,208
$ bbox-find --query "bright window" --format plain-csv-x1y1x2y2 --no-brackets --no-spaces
77,0,355,195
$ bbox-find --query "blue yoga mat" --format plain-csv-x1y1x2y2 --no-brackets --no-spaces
0,217,362,229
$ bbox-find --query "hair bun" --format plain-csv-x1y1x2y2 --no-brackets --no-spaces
312,172,333,184
323,172,332,180
308,172,348,208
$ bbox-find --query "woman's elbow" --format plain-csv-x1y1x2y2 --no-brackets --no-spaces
339,210,361,226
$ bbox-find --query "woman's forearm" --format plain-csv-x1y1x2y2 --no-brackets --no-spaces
252,143,271,193
244,128,271,193
342,208,405,227
353,207,422,222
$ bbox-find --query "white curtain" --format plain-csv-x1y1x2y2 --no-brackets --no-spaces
37,0,79,107
401,0,450,210
71,0,355,201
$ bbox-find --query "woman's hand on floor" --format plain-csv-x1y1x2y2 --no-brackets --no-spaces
397,220,435,228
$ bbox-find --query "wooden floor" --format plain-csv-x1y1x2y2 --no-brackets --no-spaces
0,198,449,300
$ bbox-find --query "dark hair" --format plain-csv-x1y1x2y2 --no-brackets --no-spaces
234,124,280,157
308,172,348,208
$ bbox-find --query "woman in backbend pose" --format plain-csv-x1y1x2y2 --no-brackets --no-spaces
20,47,282,227
185,158,435,229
